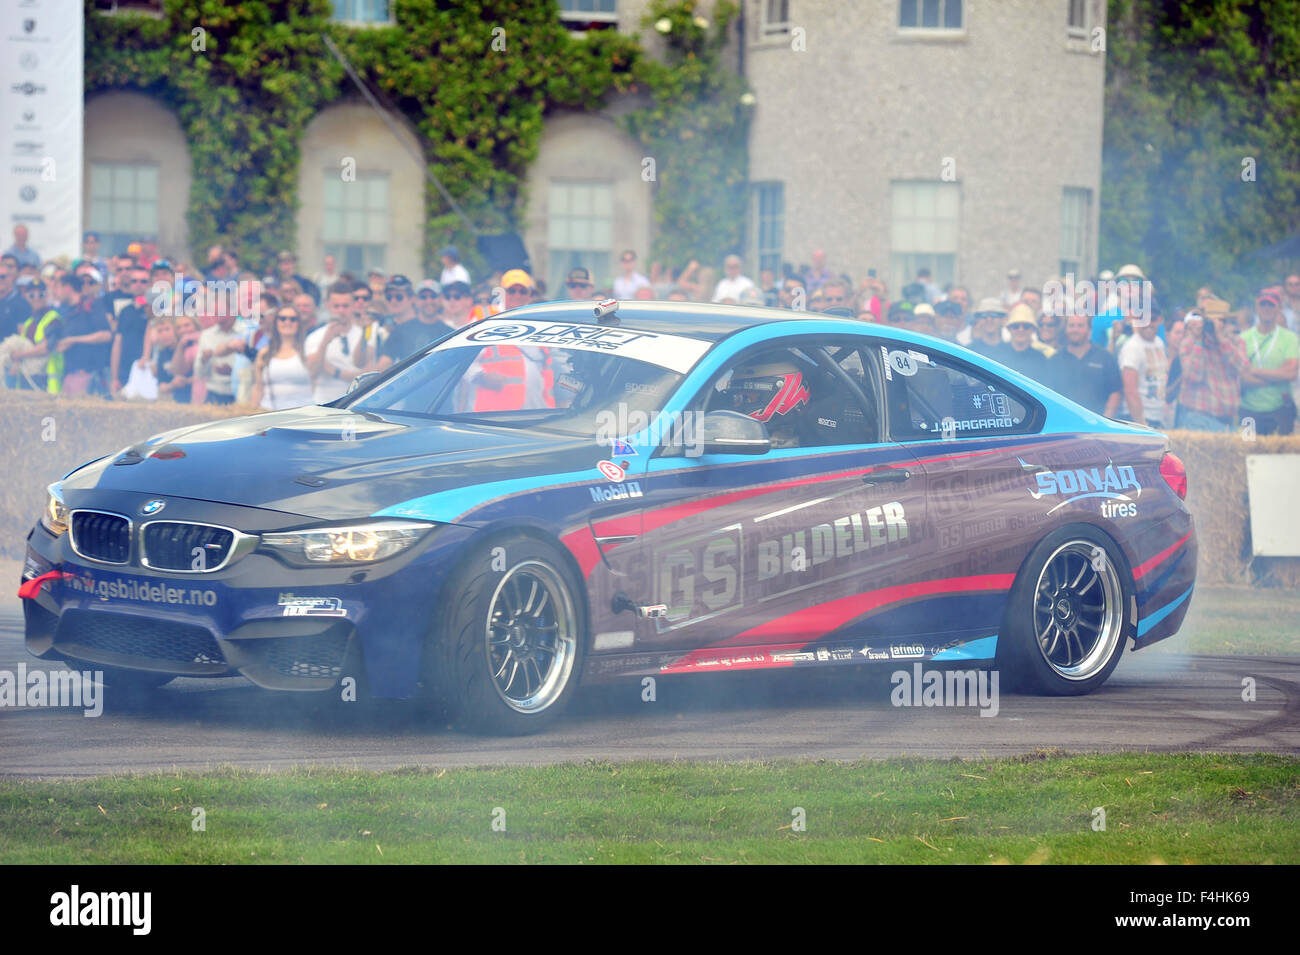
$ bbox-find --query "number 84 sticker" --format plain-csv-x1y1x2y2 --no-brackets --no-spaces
881,347,932,380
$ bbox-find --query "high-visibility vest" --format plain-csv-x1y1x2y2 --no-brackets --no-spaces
473,345,555,411
18,308,63,393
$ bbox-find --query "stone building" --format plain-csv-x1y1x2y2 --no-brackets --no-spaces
82,0,1105,299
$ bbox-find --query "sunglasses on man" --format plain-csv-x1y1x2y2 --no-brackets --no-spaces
386,292,407,302
443,290,469,300
505,285,530,295
566,280,593,290
417,291,437,300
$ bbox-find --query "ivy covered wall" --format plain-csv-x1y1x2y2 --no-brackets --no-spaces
85,0,752,275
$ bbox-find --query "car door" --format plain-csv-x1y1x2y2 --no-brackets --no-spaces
876,337,1051,652
618,335,932,663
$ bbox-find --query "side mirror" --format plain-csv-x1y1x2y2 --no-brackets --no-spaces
699,409,771,456
347,372,379,395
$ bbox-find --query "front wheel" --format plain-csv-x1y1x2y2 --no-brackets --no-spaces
1000,527,1134,695
424,534,585,734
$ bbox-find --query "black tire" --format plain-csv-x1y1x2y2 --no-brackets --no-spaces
998,524,1136,695
424,533,586,734
92,666,174,691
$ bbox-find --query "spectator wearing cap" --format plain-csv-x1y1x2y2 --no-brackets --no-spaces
441,280,475,328
1117,301,1169,429
1035,309,1062,357
712,255,755,303
54,274,114,396
109,265,152,395
377,282,456,372
274,250,320,305
438,247,471,287
494,269,535,315
1238,289,1298,435
1047,312,1122,416
1096,263,1148,349
967,298,1011,361
612,250,651,300
932,300,963,342
564,267,597,301
4,278,62,391
904,302,937,337
1000,304,1050,381
885,300,913,326
1176,297,1248,432
4,225,40,271
384,275,416,328
415,279,443,320
1000,269,1023,309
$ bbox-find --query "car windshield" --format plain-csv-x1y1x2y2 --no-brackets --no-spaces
343,322,707,437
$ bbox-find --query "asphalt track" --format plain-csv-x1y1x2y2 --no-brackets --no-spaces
1,602,1297,779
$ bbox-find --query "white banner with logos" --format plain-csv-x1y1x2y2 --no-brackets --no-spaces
1,0,82,263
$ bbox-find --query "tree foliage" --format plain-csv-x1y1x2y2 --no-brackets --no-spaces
85,0,750,275
1102,0,1300,305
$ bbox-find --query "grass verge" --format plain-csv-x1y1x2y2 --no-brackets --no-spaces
0,752,1295,864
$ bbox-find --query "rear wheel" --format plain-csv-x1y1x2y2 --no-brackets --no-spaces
1000,526,1133,695
424,534,585,734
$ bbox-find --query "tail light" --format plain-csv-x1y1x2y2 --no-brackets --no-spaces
1160,452,1187,500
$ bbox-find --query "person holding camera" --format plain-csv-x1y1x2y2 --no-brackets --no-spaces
1174,297,1249,431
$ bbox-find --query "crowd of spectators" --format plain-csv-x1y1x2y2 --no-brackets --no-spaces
1,223,1295,435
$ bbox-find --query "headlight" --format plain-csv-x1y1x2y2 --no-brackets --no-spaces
260,520,435,566
41,483,69,536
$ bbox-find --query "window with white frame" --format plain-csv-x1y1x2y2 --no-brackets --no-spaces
88,162,159,256
752,182,784,276
1067,0,1089,37
330,0,391,24
547,181,614,293
898,0,963,30
890,181,959,295
322,173,390,274
760,0,790,36
558,0,618,30
1059,187,1091,278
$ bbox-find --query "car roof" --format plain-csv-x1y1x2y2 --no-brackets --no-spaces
498,299,934,346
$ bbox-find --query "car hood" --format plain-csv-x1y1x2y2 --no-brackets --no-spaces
61,405,597,523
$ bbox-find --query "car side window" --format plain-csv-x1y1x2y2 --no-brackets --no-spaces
881,345,1032,440
695,341,878,450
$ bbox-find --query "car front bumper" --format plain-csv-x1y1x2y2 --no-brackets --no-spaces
20,511,475,698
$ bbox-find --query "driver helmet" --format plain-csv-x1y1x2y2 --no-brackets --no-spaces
725,359,810,422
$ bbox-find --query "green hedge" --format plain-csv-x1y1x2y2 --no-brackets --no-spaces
85,0,751,274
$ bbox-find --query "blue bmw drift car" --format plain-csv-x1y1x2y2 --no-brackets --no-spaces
20,301,1196,733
